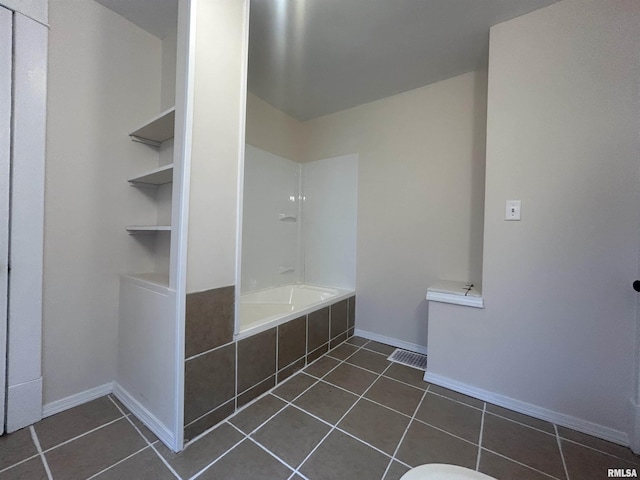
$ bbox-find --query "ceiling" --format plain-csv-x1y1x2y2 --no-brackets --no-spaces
93,0,557,121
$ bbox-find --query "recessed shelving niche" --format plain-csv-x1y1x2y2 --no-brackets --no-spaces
129,106,175,147
128,163,173,186
125,225,171,235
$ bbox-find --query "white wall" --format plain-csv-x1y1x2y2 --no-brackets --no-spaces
245,92,305,163
302,155,358,290
241,145,300,292
427,0,640,441
303,71,487,347
186,0,248,294
44,0,162,405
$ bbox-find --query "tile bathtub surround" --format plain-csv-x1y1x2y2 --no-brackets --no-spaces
185,286,235,358
237,328,277,393
183,295,356,441
3,345,640,479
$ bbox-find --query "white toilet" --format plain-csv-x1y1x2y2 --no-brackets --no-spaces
400,464,497,480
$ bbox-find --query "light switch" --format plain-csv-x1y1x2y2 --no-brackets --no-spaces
505,200,521,221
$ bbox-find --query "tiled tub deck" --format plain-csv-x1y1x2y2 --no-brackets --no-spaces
184,287,356,441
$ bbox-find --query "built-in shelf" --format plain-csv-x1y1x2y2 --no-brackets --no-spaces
126,225,171,235
121,272,170,291
129,106,175,147
128,164,173,186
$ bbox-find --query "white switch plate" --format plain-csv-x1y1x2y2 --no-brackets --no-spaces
505,200,521,221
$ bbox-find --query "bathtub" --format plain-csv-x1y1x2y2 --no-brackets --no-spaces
238,284,354,339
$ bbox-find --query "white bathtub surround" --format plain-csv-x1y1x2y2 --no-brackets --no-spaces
302,154,358,290
238,284,354,339
241,146,301,292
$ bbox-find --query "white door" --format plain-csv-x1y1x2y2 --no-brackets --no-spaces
0,5,12,435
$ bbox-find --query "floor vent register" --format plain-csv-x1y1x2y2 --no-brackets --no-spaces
388,348,428,371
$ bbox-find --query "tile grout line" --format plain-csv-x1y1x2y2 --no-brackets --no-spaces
107,395,182,480
41,415,126,454
555,424,571,480
84,445,151,480
30,426,53,480
0,453,41,474
481,447,565,480
381,383,431,479
249,344,374,478
188,427,248,480
286,361,394,478
475,402,486,471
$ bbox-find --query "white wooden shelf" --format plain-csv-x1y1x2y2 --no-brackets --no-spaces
129,106,175,147
126,225,171,235
121,272,170,291
128,164,173,186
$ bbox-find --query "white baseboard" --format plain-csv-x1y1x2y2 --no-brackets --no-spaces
42,382,113,419
7,377,43,432
629,398,640,454
424,371,629,447
113,383,177,452
355,329,427,355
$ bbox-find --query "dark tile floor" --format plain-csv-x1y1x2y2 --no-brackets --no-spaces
1,336,639,479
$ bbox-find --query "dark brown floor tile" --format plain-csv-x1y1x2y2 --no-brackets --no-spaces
184,343,236,424
293,381,358,424
35,397,122,450
482,414,565,478
324,363,378,395
486,404,554,434
364,340,396,356
238,328,276,393
299,430,389,480
479,450,553,480
198,439,291,480
45,418,147,480
0,457,48,480
230,395,287,434
338,399,410,455
308,308,330,351
396,421,477,469
346,349,391,374
330,300,348,339
383,461,410,480
252,407,331,468
561,439,637,480
346,336,368,347
156,422,243,479
304,356,340,378
327,343,358,360
0,428,37,471
415,393,482,443
348,296,356,329
277,357,305,383
384,363,428,389
278,316,306,370
185,286,234,357
93,447,175,479
107,395,130,415
428,384,484,409
307,343,329,363
329,332,347,349
128,415,160,444
558,426,640,464
365,376,424,416
184,399,235,442
273,373,317,402
238,375,276,407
